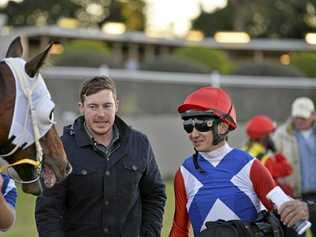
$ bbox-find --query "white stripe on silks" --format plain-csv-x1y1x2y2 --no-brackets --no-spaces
3,179,16,197
180,166,203,210
230,159,261,212
200,198,240,231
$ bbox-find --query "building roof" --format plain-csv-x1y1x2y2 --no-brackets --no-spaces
2,25,316,52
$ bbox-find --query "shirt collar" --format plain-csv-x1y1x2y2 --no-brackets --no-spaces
83,121,120,147
200,143,233,166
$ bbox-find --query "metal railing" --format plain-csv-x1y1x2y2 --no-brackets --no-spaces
42,66,316,89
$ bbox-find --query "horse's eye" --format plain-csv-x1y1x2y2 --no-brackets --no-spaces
49,109,55,124
35,98,56,127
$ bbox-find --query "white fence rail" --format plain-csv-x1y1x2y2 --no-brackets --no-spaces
42,66,316,89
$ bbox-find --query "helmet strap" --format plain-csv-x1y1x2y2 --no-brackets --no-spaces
212,119,229,145
218,103,233,126
193,147,205,173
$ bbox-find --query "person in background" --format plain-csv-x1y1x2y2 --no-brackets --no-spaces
244,115,293,196
274,97,316,236
35,76,166,237
0,174,17,232
169,86,283,237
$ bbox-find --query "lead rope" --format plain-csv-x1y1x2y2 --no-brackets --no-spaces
18,71,43,166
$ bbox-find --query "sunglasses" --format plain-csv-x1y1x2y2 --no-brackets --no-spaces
183,118,215,133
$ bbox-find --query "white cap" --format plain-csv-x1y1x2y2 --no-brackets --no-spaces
291,97,315,119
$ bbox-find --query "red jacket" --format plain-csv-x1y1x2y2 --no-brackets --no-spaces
244,142,293,196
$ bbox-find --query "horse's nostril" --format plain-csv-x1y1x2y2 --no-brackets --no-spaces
65,163,72,176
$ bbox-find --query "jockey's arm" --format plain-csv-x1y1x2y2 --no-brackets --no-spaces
250,159,276,210
0,193,15,231
169,169,190,237
0,175,16,232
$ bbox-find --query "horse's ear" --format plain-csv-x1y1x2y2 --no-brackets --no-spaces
6,36,23,58
25,41,56,77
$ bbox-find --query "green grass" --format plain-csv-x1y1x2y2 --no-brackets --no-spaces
162,180,175,237
2,181,176,237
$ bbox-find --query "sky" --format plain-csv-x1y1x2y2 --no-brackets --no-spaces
0,0,21,6
145,0,227,36
0,0,227,36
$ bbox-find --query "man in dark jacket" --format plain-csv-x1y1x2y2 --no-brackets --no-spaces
35,76,166,237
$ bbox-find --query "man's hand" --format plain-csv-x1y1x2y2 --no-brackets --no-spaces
278,200,309,227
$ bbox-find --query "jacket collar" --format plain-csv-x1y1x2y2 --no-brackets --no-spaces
285,119,295,135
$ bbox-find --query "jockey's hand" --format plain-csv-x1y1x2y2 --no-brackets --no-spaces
278,200,309,227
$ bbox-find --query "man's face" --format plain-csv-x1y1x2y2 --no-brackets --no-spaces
292,116,313,131
79,89,118,138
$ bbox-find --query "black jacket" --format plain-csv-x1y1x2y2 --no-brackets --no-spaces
35,116,166,237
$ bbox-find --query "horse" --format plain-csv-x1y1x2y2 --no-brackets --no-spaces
0,36,71,195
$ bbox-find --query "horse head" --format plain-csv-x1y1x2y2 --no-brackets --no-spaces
0,36,71,195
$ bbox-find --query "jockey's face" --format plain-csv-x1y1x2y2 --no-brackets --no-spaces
188,128,214,152
186,119,228,152
80,89,118,141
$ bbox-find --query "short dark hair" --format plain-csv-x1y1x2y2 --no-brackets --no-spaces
80,76,117,103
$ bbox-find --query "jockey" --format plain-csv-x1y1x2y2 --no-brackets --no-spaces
0,174,17,232
244,115,293,196
169,86,282,237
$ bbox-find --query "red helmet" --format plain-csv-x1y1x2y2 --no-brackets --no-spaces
177,86,237,129
246,115,276,140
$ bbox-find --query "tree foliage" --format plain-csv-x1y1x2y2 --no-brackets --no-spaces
0,0,145,30
53,40,121,68
290,52,316,77
192,0,316,39
192,4,234,37
233,62,304,77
